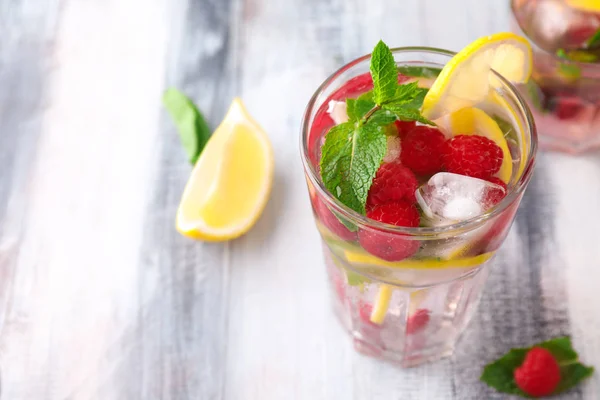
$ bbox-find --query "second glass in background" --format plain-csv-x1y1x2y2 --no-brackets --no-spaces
512,0,600,153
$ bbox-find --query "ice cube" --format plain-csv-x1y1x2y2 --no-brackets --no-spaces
327,100,349,125
416,173,505,225
383,136,401,163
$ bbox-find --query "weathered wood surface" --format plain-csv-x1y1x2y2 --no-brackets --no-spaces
0,0,598,398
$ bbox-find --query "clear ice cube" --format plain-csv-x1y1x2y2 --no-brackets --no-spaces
327,100,349,125
416,173,505,225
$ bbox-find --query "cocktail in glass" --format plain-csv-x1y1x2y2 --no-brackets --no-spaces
300,47,537,367
511,0,600,153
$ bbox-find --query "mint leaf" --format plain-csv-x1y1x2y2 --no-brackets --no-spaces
383,104,435,126
386,81,421,104
586,27,600,49
481,336,594,398
346,269,370,286
370,40,398,104
320,122,387,214
346,97,376,122
556,49,582,80
163,88,211,164
368,109,397,126
397,65,442,78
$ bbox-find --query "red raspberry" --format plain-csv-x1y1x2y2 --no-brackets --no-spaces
400,126,446,175
443,135,503,180
485,177,508,207
406,309,430,334
366,162,418,210
394,120,416,139
358,302,380,327
551,96,584,121
514,347,561,397
359,201,420,261
312,196,357,241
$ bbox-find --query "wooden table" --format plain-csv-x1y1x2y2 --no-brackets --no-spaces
1,0,599,398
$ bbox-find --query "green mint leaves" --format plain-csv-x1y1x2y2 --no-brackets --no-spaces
162,88,211,164
481,336,594,398
320,123,387,214
370,41,398,104
320,40,433,214
586,27,600,49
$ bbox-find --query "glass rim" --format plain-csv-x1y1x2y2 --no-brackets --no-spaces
510,0,600,68
299,46,538,237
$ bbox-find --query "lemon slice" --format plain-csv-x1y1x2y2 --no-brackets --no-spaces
344,250,493,269
481,91,528,179
176,98,274,241
566,0,600,12
422,32,532,120
447,107,513,183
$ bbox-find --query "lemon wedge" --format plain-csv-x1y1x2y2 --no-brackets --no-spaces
447,107,513,183
566,0,600,12
176,98,274,241
422,32,532,120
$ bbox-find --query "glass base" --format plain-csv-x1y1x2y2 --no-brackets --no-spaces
326,248,491,367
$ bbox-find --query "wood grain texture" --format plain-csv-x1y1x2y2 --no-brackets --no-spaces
0,0,599,399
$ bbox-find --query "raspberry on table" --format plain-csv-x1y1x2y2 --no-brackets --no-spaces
400,126,446,175
366,162,418,210
394,120,416,139
358,201,420,262
443,134,503,180
514,347,561,397
312,195,357,241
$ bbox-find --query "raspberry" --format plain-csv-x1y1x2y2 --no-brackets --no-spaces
550,96,584,121
443,135,503,180
366,162,418,210
400,126,446,175
359,201,420,261
485,177,508,206
358,302,380,327
312,195,357,241
406,309,430,334
394,120,416,139
514,347,561,397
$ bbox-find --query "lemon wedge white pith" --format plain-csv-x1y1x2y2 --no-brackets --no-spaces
176,98,274,241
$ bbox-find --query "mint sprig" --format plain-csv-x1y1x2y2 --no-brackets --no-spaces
163,88,211,164
320,40,434,214
481,336,594,398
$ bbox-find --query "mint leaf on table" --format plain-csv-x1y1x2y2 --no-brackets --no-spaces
320,122,387,214
481,336,594,398
162,88,211,164
370,40,398,104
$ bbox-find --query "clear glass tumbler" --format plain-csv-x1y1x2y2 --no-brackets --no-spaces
511,0,600,153
300,47,537,367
